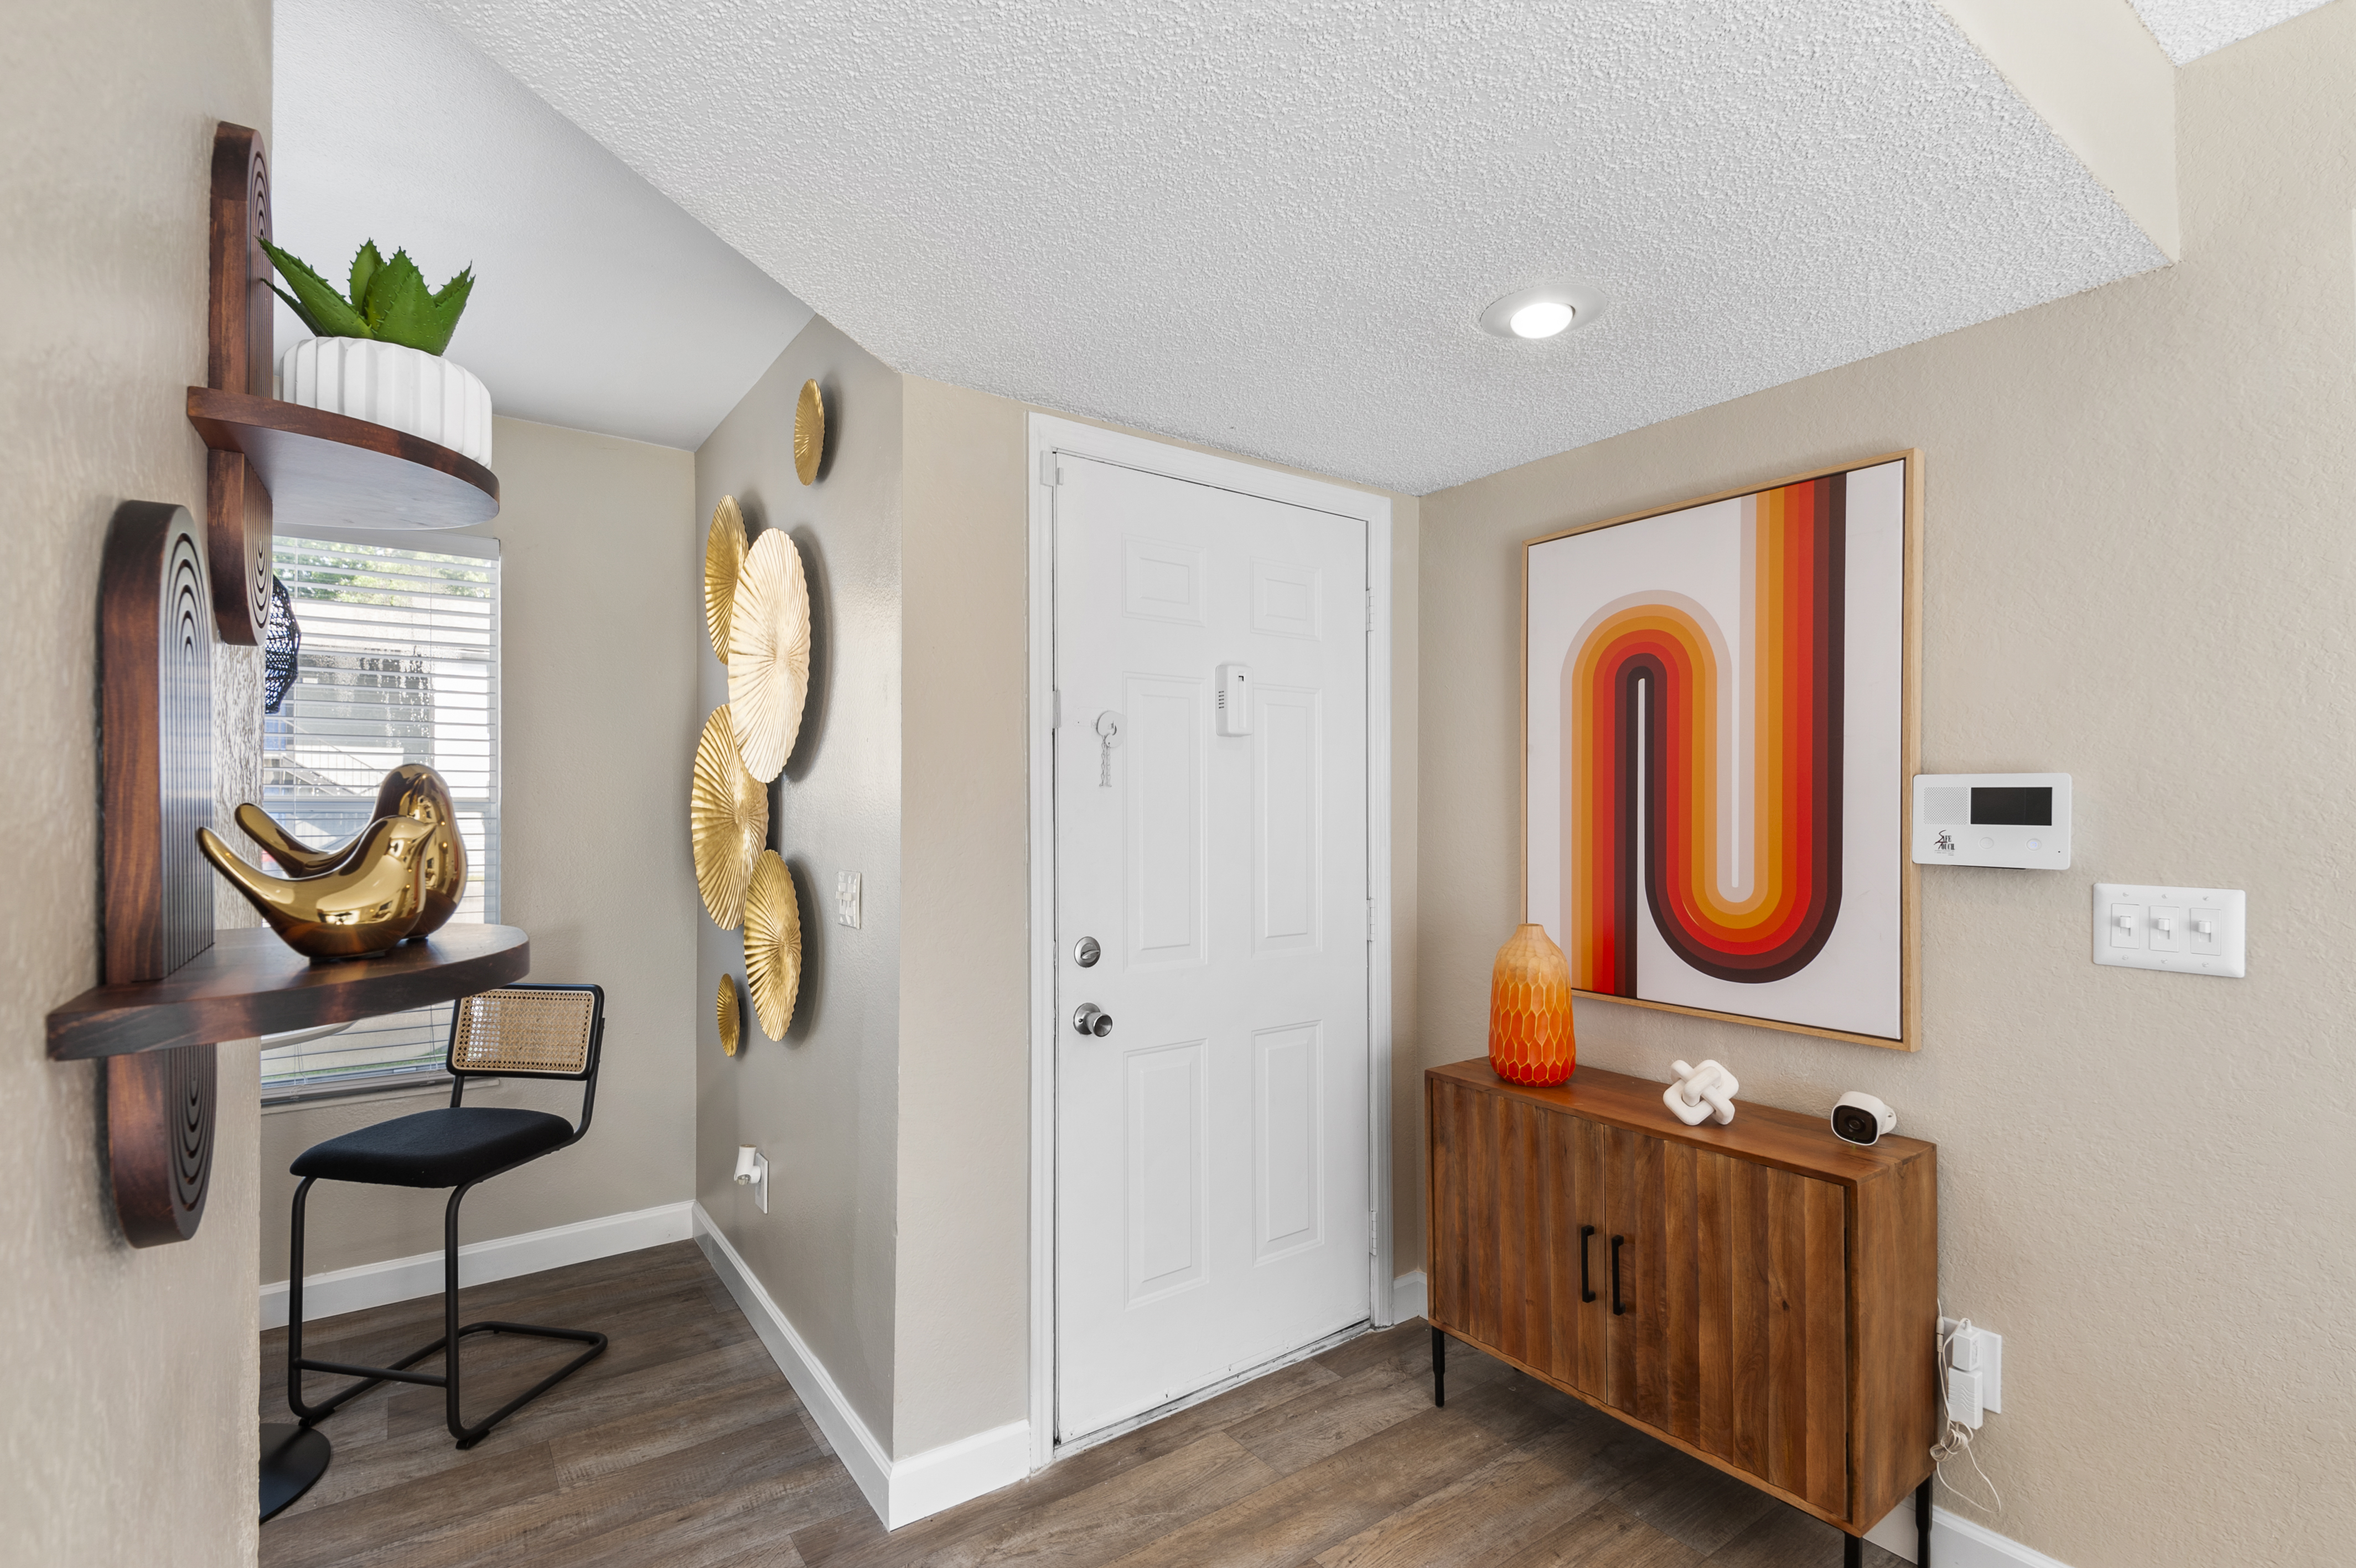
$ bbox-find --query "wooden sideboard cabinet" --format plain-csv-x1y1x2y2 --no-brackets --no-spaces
1426,1060,1938,1556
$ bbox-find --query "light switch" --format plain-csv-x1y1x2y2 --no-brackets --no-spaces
836,871,862,929
2094,885,2245,977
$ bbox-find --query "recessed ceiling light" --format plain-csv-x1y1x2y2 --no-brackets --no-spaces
1509,300,1575,339
1479,279,1608,341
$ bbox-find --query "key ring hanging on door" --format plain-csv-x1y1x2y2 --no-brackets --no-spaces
1095,710,1123,787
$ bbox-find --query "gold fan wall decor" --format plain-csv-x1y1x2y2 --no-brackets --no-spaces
717,972,742,1057
794,380,825,485
727,529,812,782
691,705,769,927
743,850,802,1040
705,496,746,664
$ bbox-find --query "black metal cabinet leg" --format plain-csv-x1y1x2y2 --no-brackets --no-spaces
1917,1477,1933,1568
1431,1326,1446,1407
1843,1530,1863,1568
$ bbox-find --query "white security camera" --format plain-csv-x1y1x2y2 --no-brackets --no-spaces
1831,1092,1897,1146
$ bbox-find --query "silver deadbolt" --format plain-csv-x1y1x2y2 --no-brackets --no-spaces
1074,936,1101,968
1073,1004,1113,1037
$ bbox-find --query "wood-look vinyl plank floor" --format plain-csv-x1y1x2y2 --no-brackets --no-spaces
261,1244,1907,1568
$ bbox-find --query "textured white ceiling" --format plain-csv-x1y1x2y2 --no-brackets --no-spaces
421,0,2165,493
274,0,811,449
2127,0,2335,63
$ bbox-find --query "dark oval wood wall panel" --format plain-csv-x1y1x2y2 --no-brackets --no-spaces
106,1044,215,1247
205,122,273,646
98,501,219,1246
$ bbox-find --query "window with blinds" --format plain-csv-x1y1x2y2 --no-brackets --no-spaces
258,533,500,1100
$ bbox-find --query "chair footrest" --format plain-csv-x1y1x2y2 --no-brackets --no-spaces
290,1320,608,1446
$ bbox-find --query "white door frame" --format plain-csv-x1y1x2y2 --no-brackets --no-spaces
1026,413,1395,1473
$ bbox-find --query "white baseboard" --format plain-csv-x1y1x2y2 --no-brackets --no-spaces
1862,1498,2067,1566
1391,1268,1428,1323
691,1202,1029,1530
260,1200,693,1331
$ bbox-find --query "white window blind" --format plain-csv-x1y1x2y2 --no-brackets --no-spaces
257,534,499,1099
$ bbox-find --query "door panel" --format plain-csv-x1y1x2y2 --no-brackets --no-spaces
1252,686,1322,953
1251,1022,1323,1260
1123,674,1207,968
1056,455,1370,1442
1125,1039,1208,1302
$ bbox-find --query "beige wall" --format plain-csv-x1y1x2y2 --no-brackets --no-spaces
1413,11,2356,1565
0,2,270,1562
696,318,907,1448
893,377,1032,1456
260,416,698,1278
889,377,1421,1456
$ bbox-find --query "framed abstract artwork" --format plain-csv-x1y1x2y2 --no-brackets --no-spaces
1524,452,1922,1050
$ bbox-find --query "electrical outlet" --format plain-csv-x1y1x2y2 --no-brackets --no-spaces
836,871,862,930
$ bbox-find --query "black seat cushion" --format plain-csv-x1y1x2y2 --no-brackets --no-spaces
291,1107,575,1188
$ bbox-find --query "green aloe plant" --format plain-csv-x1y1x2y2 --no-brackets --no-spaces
260,238,475,356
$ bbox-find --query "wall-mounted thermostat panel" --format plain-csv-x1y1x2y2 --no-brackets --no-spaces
1912,773,2071,868
2093,884,2246,978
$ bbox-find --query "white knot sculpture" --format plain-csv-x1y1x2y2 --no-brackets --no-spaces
1663,1058,1739,1126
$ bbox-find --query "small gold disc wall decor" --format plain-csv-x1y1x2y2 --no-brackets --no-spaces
717,972,742,1057
691,705,769,928
727,529,812,782
793,379,825,485
742,850,802,1040
704,496,746,664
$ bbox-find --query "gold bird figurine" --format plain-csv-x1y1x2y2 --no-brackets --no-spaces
233,764,467,937
199,814,435,959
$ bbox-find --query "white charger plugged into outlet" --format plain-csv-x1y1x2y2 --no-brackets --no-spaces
1939,1316,2002,1427
733,1145,769,1214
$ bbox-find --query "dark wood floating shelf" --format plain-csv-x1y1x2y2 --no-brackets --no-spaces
48,925,530,1061
187,387,500,532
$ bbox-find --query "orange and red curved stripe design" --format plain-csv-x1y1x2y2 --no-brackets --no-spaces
1562,475,1846,991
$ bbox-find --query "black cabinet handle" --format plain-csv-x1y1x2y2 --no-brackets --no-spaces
1611,1234,1627,1316
1580,1225,1597,1303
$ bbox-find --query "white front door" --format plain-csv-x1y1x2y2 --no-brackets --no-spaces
1053,453,1371,1444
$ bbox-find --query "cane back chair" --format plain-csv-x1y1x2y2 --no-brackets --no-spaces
283,984,609,1451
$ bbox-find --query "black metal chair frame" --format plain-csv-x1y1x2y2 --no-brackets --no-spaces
284,984,608,1450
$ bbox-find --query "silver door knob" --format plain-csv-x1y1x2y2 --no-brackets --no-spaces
1073,1004,1113,1037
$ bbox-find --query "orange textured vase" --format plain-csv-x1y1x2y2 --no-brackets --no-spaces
1488,923,1576,1086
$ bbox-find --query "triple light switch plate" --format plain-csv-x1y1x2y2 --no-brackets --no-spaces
2091,884,2245,978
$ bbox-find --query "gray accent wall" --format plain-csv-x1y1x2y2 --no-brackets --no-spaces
696,319,905,1450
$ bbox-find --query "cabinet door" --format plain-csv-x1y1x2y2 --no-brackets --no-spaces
1426,1081,1605,1395
1602,1124,1668,1427
1664,1145,1850,1520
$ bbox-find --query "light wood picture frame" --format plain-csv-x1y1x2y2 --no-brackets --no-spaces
1523,451,1923,1050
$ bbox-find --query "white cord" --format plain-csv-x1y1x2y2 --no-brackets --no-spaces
1932,1305,2003,1515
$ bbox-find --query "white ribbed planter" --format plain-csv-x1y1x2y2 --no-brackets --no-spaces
277,337,494,465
